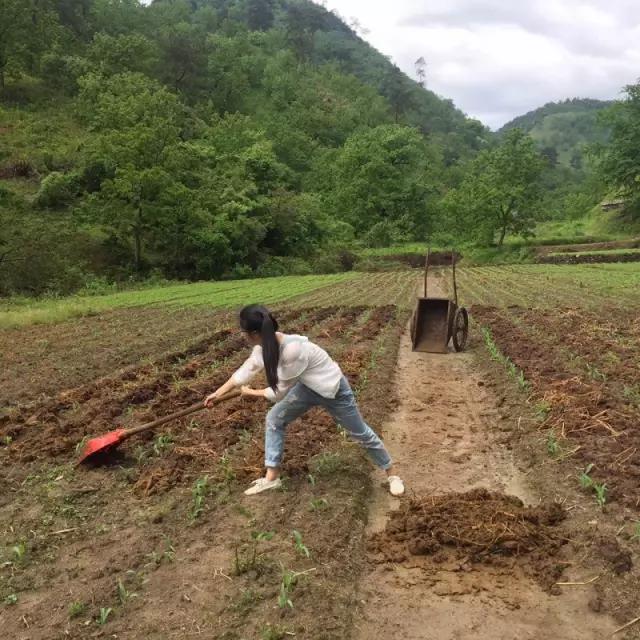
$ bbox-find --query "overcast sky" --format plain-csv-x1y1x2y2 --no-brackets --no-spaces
322,0,640,129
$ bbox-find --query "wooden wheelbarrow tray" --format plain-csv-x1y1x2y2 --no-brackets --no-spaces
410,249,469,353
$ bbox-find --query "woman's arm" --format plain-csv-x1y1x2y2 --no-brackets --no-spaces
204,347,263,407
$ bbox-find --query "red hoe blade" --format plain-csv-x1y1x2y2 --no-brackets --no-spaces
78,429,126,463
78,389,241,464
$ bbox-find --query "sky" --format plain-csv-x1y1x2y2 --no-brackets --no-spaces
321,0,640,129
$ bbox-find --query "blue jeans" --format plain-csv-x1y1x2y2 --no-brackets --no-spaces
264,376,392,470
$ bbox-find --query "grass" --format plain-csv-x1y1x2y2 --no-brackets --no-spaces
548,248,640,257
0,273,357,329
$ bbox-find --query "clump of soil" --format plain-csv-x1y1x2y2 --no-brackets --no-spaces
369,488,567,589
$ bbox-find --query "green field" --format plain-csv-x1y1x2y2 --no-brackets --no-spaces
548,248,640,257
0,274,356,329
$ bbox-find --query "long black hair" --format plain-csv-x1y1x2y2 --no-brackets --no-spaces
239,305,280,391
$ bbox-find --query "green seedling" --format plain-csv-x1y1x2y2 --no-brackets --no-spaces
69,601,86,618
11,542,26,563
546,431,561,458
594,483,607,508
4,594,18,605
630,522,640,542
579,464,594,489
534,401,551,421
586,364,606,382
310,498,329,511
251,531,275,542
260,624,290,640
307,473,316,486
218,452,235,485
152,434,174,456
292,530,310,558
3,436,13,446
278,569,296,609
233,543,270,576
74,435,89,454
116,578,137,604
191,476,210,519
97,607,112,625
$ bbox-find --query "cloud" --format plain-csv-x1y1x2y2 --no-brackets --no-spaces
326,0,640,128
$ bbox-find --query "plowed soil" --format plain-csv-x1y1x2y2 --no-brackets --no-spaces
369,489,566,589
0,303,408,639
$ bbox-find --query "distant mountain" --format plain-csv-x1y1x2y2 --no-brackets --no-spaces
499,99,612,170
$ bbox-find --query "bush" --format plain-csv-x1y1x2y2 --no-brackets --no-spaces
35,171,81,208
255,256,312,277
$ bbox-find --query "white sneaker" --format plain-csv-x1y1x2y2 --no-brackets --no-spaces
244,477,282,496
388,475,405,496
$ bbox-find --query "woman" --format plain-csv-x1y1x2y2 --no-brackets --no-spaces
204,304,404,497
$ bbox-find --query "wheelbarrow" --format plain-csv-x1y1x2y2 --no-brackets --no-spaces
410,249,469,353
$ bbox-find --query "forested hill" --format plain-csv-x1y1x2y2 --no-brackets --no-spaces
0,0,489,295
499,98,611,169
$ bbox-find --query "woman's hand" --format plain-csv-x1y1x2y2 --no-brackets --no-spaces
240,385,266,399
204,391,220,407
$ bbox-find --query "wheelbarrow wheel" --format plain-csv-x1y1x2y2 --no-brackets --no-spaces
452,307,469,352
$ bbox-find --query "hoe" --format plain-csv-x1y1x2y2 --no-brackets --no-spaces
78,388,241,464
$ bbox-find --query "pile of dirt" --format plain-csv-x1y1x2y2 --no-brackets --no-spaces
368,489,567,588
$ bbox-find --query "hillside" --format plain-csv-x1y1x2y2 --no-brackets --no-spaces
0,0,489,295
499,98,611,169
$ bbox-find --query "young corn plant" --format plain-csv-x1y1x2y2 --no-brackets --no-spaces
68,601,86,619
116,578,137,604
292,530,310,558
278,569,297,609
96,607,112,625
309,498,329,511
191,476,210,520
546,431,561,458
579,464,594,489
593,483,607,509
152,434,174,456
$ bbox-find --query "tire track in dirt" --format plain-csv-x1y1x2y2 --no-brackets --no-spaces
354,278,617,639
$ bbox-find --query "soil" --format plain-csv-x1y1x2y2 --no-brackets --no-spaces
3,273,640,639
0,305,232,408
368,489,567,589
0,303,407,639
535,238,640,256
537,252,640,264
354,278,622,640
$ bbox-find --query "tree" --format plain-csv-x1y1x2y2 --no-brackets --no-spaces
414,56,426,88
380,67,416,123
0,0,58,88
78,72,192,272
445,128,545,245
596,82,640,215
331,124,436,242
245,0,275,31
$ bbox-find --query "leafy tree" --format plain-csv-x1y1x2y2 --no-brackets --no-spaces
78,72,192,272
596,82,640,215
0,0,58,88
245,0,275,31
331,124,436,242
445,128,545,245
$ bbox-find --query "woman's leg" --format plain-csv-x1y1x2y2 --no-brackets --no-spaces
264,383,317,477
322,377,393,470
323,378,404,495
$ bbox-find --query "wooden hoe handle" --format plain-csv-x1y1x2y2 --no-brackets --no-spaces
123,388,242,437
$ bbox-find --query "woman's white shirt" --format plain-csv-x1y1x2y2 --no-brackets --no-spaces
232,334,343,402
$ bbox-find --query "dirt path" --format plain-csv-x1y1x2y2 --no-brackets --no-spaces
354,278,617,639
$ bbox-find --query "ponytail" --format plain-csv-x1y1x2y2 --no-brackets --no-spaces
239,305,280,391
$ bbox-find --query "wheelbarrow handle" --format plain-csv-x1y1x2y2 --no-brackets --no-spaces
122,388,242,438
